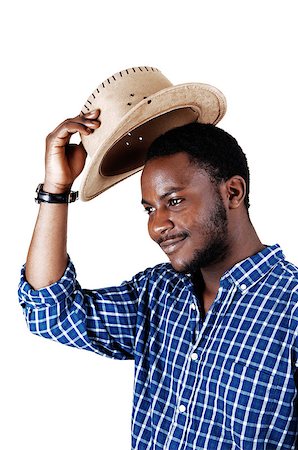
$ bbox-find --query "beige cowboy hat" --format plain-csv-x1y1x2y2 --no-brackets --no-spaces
79,66,227,201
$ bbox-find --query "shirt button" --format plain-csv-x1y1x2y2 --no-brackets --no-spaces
178,404,186,413
240,283,247,290
190,352,198,360
190,303,196,310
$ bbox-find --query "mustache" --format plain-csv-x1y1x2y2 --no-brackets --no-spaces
157,231,189,245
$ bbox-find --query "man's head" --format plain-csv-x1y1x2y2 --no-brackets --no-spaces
140,122,250,274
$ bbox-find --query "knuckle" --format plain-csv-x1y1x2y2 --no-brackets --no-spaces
46,132,53,142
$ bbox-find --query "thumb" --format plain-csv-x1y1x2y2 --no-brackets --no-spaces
65,143,88,179
66,142,87,161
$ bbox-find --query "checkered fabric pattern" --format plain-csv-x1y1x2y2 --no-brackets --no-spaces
18,244,298,449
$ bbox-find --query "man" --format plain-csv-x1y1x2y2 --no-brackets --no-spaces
19,110,298,449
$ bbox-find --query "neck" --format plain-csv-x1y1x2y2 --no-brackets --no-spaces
197,218,265,308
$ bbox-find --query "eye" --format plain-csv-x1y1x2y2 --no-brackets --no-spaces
168,198,183,207
144,206,155,215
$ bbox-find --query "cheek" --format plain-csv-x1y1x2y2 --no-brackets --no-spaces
184,212,204,234
147,218,155,241
184,215,214,247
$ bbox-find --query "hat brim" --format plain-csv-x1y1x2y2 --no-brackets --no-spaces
80,82,226,201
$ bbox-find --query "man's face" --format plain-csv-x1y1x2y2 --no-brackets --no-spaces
141,152,229,274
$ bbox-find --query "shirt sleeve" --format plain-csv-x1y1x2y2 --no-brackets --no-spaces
18,258,141,360
289,287,298,370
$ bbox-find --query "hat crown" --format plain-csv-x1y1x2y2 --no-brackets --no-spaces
81,67,172,157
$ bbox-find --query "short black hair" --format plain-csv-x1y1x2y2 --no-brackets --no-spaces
146,122,250,210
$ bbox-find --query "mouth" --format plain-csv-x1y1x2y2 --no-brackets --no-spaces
159,235,188,255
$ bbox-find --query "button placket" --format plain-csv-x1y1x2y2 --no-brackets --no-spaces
190,352,198,361
189,294,202,343
175,344,200,420
174,288,214,429
178,404,186,413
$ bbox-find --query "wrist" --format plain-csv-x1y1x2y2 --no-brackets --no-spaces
43,181,73,195
36,183,78,204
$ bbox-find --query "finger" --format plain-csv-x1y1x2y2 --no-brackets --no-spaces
47,119,100,146
75,110,101,128
46,111,101,152
60,115,101,133
52,110,100,133
82,109,100,119
47,123,91,147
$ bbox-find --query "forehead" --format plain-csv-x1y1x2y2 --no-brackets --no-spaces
141,152,211,195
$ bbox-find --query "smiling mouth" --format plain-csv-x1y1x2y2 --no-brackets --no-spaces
159,235,188,255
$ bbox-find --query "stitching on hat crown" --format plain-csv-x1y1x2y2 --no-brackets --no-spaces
81,66,161,115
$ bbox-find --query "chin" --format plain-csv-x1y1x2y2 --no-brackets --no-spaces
165,240,197,273
168,255,192,273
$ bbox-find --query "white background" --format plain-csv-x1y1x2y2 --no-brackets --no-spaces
1,1,297,449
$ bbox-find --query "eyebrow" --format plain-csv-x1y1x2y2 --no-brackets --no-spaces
141,187,184,205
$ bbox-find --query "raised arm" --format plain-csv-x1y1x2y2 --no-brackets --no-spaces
25,110,100,289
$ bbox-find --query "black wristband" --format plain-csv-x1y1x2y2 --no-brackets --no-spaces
35,183,79,204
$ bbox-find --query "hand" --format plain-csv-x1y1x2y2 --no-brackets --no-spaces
44,110,100,193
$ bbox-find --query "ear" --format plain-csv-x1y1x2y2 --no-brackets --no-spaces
225,176,247,209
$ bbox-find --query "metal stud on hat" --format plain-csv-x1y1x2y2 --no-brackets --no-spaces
79,66,227,201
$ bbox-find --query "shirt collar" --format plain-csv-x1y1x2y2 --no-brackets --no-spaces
221,243,284,290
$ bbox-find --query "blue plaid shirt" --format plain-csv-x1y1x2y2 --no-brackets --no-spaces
18,244,298,449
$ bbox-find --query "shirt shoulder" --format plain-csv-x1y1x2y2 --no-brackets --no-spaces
280,258,298,278
129,262,191,307
279,258,298,294
278,259,298,335
131,261,183,286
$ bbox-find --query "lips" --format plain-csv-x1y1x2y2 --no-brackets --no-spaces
159,235,188,255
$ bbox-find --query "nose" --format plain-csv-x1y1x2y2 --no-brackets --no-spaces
149,208,174,241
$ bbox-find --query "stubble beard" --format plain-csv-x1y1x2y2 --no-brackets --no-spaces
181,194,229,275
